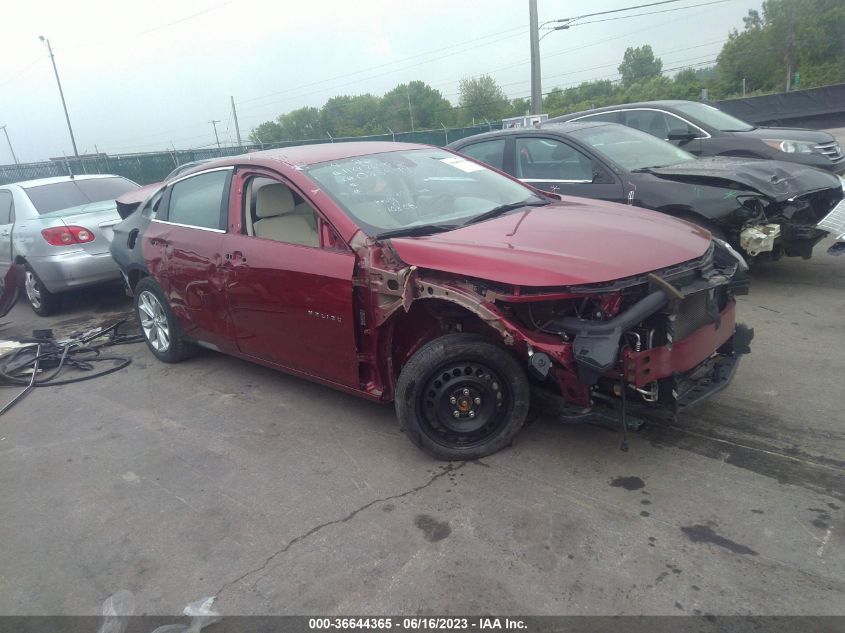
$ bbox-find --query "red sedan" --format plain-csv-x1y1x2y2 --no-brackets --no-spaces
110,142,752,460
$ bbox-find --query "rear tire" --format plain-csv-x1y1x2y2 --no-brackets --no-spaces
24,265,62,316
395,334,530,460
134,277,196,363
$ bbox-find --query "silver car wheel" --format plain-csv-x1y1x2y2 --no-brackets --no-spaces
137,290,171,352
25,270,42,309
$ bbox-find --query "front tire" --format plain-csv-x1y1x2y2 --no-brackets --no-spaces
24,265,62,316
134,277,196,363
395,334,530,460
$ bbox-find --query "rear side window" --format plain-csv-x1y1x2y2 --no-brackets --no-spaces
24,177,138,214
459,139,507,170
164,170,230,230
0,191,12,224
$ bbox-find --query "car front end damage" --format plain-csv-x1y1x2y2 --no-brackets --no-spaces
729,186,844,260
354,235,752,437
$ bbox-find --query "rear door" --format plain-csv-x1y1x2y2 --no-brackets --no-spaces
144,167,235,350
220,169,359,388
0,190,13,279
513,136,624,202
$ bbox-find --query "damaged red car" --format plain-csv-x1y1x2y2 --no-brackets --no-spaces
110,142,753,460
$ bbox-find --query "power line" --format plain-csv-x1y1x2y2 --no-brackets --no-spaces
236,25,528,108
542,0,691,26
568,0,735,27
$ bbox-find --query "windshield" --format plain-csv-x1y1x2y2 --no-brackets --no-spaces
673,102,755,132
305,148,544,235
24,177,139,215
568,123,696,171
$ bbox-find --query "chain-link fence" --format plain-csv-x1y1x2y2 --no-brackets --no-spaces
0,124,500,186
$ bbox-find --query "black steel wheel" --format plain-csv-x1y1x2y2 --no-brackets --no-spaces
395,334,530,460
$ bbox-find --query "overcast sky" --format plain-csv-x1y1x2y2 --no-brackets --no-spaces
0,0,758,162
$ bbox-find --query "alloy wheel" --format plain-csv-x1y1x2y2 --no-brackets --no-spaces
137,290,171,352
25,271,42,309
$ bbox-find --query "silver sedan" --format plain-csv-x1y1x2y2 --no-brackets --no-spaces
0,174,140,315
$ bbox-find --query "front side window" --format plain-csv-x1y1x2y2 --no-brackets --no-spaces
459,139,507,170
0,191,12,224
243,176,320,247
568,124,696,171
165,170,230,230
304,149,544,236
515,137,593,181
24,177,138,215
673,102,755,132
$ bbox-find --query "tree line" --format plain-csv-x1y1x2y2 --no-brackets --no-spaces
251,0,844,143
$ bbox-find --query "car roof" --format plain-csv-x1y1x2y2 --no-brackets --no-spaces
189,141,433,174
450,120,619,144
552,100,697,120
6,174,126,189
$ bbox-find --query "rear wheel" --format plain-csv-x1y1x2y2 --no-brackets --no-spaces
134,277,195,363
24,265,62,316
395,334,530,460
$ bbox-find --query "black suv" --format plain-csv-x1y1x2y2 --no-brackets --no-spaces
550,100,845,176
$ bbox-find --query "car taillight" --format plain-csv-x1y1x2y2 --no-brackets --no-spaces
41,226,96,246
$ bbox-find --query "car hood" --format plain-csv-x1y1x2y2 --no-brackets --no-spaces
738,126,836,144
388,197,711,287
647,157,840,201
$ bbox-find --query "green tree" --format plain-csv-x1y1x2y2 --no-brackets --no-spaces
321,94,383,137
381,81,454,131
457,75,509,124
618,45,663,85
716,0,845,94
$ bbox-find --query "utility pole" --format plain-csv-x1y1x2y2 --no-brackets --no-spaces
230,96,243,149
209,120,221,150
529,0,542,115
405,84,415,132
785,5,795,91
39,36,79,157
0,125,19,165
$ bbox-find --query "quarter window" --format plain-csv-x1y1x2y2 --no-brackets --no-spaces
459,139,507,170
165,170,230,230
515,137,593,181
0,191,12,224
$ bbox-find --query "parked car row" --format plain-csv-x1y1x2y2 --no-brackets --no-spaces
448,120,844,261
1,101,841,460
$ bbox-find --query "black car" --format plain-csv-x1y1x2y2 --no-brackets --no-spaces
448,121,845,260
549,100,845,176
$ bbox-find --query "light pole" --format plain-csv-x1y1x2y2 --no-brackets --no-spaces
0,125,19,165
39,36,79,158
528,0,542,115
209,120,221,150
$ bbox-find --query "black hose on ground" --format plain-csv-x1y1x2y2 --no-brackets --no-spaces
0,319,141,416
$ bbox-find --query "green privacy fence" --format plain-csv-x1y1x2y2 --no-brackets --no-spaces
0,124,500,186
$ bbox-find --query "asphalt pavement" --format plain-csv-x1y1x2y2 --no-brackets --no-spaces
0,247,843,616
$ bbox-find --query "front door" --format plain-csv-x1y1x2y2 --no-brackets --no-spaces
514,136,625,202
222,171,359,389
